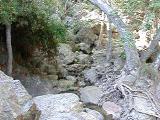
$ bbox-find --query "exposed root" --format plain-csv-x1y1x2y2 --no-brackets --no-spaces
114,82,160,118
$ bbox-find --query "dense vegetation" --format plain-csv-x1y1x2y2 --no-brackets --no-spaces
0,0,160,76
0,0,67,75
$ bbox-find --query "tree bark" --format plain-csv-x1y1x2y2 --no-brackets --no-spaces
6,23,13,76
98,11,105,48
140,29,160,62
106,0,112,61
106,18,112,61
153,53,160,71
89,0,141,71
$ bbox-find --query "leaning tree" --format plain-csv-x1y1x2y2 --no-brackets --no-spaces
89,0,160,71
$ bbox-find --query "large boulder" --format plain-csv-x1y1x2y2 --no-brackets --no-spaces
33,93,104,120
0,71,40,120
79,86,103,104
57,43,76,65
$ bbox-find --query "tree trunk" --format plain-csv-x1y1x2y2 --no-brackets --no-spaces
98,11,105,48
89,0,141,71
140,29,160,62
106,18,112,61
6,24,13,76
153,53,160,71
106,0,112,61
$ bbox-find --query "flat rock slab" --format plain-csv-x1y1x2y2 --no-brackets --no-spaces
33,93,104,120
33,93,83,120
79,86,103,104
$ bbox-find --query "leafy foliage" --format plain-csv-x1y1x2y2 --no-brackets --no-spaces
0,0,67,47
114,0,160,30
0,0,68,62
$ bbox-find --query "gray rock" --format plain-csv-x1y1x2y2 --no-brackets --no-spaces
76,53,91,64
128,109,157,120
21,76,59,97
58,79,77,91
92,49,107,66
84,68,97,83
133,96,159,118
102,101,122,119
75,28,98,45
33,93,104,120
33,93,83,120
12,80,32,105
80,108,104,120
79,43,91,54
66,64,87,75
66,76,77,81
57,43,76,65
79,86,103,104
0,71,40,120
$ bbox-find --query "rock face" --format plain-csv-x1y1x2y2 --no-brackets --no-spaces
79,86,103,104
33,93,104,120
0,71,40,120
